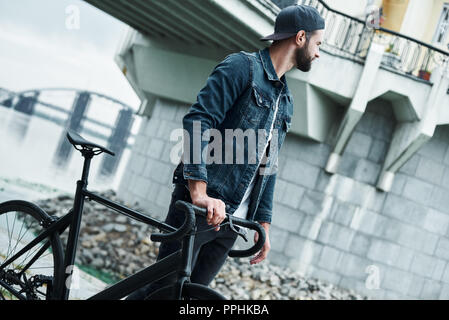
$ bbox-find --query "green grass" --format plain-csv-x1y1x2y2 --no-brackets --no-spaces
77,264,121,285
0,176,66,195
0,287,14,300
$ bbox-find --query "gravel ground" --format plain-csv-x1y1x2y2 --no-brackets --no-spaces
35,190,369,300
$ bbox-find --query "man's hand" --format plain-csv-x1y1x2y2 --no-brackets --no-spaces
188,180,226,231
250,222,270,265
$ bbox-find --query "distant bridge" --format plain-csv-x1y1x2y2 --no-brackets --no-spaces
0,87,137,177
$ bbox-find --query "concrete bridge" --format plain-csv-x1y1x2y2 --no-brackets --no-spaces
0,87,135,177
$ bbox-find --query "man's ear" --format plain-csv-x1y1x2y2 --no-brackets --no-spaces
295,30,307,47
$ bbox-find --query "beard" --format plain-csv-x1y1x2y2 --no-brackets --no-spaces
295,44,313,72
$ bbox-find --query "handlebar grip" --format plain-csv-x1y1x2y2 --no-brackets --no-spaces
150,201,196,242
177,201,266,258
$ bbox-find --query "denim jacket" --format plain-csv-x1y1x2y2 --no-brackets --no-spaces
172,47,293,223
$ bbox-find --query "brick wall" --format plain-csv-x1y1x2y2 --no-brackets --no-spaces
117,96,449,299
117,98,187,221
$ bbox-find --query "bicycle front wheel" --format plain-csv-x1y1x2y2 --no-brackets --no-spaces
0,200,64,300
145,283,226,300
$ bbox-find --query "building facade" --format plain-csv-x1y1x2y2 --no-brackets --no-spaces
85,0,449,299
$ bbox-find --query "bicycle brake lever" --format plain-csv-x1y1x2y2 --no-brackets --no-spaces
228,215,248,242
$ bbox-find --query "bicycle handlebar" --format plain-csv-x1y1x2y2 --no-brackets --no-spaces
226,213,266,258
150,200,266,258
150,200,196,243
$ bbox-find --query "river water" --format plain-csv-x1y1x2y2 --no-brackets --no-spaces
0,107,133,202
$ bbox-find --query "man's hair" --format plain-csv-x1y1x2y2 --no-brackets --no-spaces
271,30,316,47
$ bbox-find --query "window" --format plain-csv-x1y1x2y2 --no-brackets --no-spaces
433,3,449,45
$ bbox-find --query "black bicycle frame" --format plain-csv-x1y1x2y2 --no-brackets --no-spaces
61,149,194,300
1,148,193,300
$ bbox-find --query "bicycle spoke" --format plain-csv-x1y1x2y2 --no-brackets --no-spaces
38,251,53,260
17,242,47,272
15,215,36,246
18,221,39,260
2,214,50,275
10,239,38,270
18,242,53,276
15,216,38,246
10,212,18,249
8,215,30,261
4,211,29,261
35,289,46,297
5,212,12,259
0,202,62,300
20,240,43,265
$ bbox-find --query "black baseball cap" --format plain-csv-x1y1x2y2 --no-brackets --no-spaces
261,5,325,41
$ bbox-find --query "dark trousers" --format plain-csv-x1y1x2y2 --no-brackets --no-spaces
126,183,238,300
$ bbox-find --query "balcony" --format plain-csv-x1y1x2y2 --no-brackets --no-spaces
299,0,449,83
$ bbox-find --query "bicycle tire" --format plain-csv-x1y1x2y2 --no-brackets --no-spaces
145,283,226,300
0,200,64,300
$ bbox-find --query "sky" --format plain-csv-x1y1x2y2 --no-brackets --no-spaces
0,0,141,110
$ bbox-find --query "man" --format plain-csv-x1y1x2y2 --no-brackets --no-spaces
127,4,324,300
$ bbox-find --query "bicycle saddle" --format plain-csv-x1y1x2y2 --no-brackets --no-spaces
66,130,115,156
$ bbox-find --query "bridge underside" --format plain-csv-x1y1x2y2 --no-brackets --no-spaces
85,0,277,52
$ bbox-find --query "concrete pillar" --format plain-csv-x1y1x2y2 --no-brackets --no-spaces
99,108,134,177
377,67,449,191
53,91,91,167
14,91,39,115
325,42,385,173
6,91,40,142
1,98,13,108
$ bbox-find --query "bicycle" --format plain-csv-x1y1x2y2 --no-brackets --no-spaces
0,130,265,300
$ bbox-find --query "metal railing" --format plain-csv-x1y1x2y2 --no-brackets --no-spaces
297,0,449,81
299,0,374,63
373,29,449,81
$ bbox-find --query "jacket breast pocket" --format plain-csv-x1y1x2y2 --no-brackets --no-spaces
252,86,272,109
243,86,272,125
